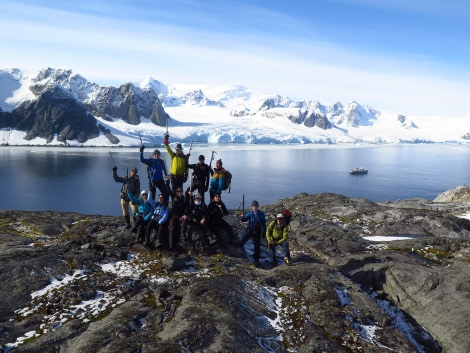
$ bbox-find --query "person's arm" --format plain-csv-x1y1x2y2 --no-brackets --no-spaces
147,191,157,208
261,213,267,235
221,202,229,216
266,221,275,244
240,211,250,222
113,167,124,183
159,206,170,224
217,176,225,194
143,203,154,221
165,144,174,158
127,191,140,204
205,167,210,190
277,226,288,244
140,152,148,163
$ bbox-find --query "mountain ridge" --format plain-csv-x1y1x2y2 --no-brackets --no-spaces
0,67,469,146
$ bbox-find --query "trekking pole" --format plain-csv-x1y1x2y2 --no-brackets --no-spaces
109,151,116,167
126,168,129,191
242,193,245,215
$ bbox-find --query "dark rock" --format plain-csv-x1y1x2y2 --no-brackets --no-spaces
1,192,470,352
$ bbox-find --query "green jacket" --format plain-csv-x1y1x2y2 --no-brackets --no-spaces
266,220,288,244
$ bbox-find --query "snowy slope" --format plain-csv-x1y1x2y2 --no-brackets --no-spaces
1,68,470,146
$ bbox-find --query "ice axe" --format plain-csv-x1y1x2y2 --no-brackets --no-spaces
209,150,217,169
109,151,116,167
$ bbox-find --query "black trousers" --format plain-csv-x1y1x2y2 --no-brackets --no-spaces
150,179,169,200
240,228,262,262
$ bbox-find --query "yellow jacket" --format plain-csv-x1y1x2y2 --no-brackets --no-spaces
165,144,189,176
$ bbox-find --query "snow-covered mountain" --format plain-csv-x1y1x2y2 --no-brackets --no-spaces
0,67,469,146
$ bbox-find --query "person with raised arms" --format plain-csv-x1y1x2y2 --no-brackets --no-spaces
163,133,188,196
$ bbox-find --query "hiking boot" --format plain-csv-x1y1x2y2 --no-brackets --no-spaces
270,261,277,269
131,227,138,234
284,258,293,266
208,233,218,245
124,216,131,229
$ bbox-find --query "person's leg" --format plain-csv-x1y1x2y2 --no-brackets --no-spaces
281,241,292,265
130,203,138,225
253,231,261,263
181,218,189,240
132,215,143,234
168,215,177,245
271,244,277,268
238,229,251,247
154,224,164,248
139,220,148,243
156,179,169,200
203,223,217,245
150,181,157,201
145,219,156,245
121,199,131,228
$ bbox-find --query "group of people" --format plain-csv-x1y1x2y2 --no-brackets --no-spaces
112,134,292,267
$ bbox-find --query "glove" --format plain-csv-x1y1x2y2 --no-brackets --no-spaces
163,133,169,145
139,145,145,153
112,166,117,172
268,238,275,246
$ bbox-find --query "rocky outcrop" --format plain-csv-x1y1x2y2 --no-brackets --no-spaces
434,185,470,203
1,192,470,352
84,83,169,126
0,85,100,143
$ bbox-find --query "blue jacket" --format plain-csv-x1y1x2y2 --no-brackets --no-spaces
148,193,170,224
140,153,167,181
127,192,154,221
241,210,266,234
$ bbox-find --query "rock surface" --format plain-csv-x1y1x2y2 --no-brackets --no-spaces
1,191,470,352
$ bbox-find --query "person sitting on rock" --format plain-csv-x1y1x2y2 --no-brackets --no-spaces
238,200,267,266
167,187,188,251
146,193,170,248
182,192,214,253
113,166,140,229
127,190,154,243
207,192,235,246
266,213,292,268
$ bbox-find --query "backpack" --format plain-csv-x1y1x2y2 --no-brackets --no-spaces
281,207,292,227
223,170,232,192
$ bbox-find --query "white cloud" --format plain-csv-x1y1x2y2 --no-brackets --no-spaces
1,1,469,116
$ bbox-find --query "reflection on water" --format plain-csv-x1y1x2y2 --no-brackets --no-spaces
1,144,469,216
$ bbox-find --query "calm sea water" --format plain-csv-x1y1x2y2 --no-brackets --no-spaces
1,144,469,216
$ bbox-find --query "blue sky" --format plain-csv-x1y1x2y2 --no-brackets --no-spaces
1,0,469,116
